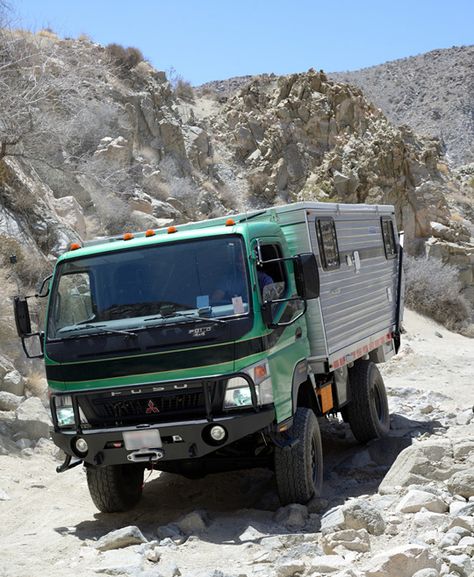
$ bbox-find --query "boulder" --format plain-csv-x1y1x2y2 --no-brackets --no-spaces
274,504,308,529
321,528,371,554
342,499,386,536
396,489,448,514
175,510,207,534
363,544,441,577
95,525,147,551
14,397,51,440
0,392,24,412
2,368,24,397
52,195,86,239
447,470,474,499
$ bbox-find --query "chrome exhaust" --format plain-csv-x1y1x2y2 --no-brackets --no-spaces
127,449,164,462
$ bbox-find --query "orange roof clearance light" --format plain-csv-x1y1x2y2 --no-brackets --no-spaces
225,218,236,226
167,226,177,234
69,242,82,251
145,229,156,237
123,233,134,241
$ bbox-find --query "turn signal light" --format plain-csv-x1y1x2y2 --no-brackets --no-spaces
167,226,177,234
145,229,156,237
69,242,81,251
225,218,235,226
123,233,134,241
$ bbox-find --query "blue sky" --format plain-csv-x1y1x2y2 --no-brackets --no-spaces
13,0,474,85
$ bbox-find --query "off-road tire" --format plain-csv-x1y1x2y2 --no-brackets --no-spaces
274,407,323,505
86,464,144,513
346,360,390,443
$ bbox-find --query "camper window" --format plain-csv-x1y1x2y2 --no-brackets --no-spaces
316,218,340,270
381,217,397,259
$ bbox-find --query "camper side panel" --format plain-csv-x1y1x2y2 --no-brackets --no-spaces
308,210,399,358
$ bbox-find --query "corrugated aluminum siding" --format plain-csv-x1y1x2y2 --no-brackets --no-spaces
307,210,398,356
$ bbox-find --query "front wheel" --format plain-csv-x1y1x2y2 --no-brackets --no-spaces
274,407,323,505
345,360,390,443
86,463,144,513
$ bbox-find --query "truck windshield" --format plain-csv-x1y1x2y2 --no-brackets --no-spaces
47,236,250,340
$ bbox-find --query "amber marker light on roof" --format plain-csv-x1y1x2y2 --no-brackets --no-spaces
225,218,235,226
145,229,156,237
123,233,134,241
167,226,177,234
69,242,81,251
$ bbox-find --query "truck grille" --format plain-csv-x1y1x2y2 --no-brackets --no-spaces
79,384,213,428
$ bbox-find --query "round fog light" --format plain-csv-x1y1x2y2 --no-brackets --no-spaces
209,425,226,442
74,437,88,454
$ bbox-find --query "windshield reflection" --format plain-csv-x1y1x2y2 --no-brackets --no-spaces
47,236,250,339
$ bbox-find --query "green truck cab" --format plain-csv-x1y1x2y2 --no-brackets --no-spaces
14,202,403,512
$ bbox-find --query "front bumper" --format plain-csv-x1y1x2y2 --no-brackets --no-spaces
52,408,275,467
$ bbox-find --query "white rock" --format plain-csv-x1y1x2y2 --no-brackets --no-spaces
439,532,462,548
321,505,345,535
447,470,474,499
0,489,10,501
0,391,24,411
321,528,370,554
3,370,24,396
14,397,51,440
15,438,32,450
449,500,468,516
275,560,306,577
95,525,147,551
94,548,144,575
446,554,472,577
411,570,439,577
157,558,181,577
396,490,448,514
239,525,267,542
459,536,474,546
448,516,474,533
412,511,448,530
342,499,386,536
306,555,349,573
274,503,308,528
176,510,207,534
363,544,441,577
156,523,183,541
448,526,471,538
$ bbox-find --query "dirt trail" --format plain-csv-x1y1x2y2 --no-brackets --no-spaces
0,309,472,577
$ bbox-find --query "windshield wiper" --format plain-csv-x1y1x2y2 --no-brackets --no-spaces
59,324,137,337
144,312,226,326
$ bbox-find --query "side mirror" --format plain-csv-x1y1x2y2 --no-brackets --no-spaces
36,274,53,298
294,253,320,300
14,296,32,337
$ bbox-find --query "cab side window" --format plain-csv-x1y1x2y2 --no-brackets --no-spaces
316,218,340,270
258,244,287,301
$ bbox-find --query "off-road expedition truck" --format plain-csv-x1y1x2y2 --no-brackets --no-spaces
14,202,403,512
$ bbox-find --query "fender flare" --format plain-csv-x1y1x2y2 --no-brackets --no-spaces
291,359,310,414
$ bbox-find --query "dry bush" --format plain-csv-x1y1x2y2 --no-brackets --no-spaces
105,43,144,71
0,235,51,289
404,255,472,331
174,78,194,102
24,369,48,401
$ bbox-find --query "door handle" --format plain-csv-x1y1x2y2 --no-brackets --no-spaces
295,327,302,339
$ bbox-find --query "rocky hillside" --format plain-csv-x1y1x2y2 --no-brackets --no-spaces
329,45,474,167
0,30,473,358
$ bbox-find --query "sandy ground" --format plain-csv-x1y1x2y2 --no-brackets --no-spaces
0,309,472,577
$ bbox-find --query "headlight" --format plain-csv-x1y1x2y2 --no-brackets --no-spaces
55,395,75,427
223,361,274,409
54,395,88,428
223,377,253,409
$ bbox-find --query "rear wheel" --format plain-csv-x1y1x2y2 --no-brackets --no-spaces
86,463,144,513
274,407,323,505
345,360,390,443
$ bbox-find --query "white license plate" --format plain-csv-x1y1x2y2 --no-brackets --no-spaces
123,429,162,450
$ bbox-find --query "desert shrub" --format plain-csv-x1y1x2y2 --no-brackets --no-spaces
0,235,51,289
404,255,472,331
105,43,144,71
174,78,194,101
